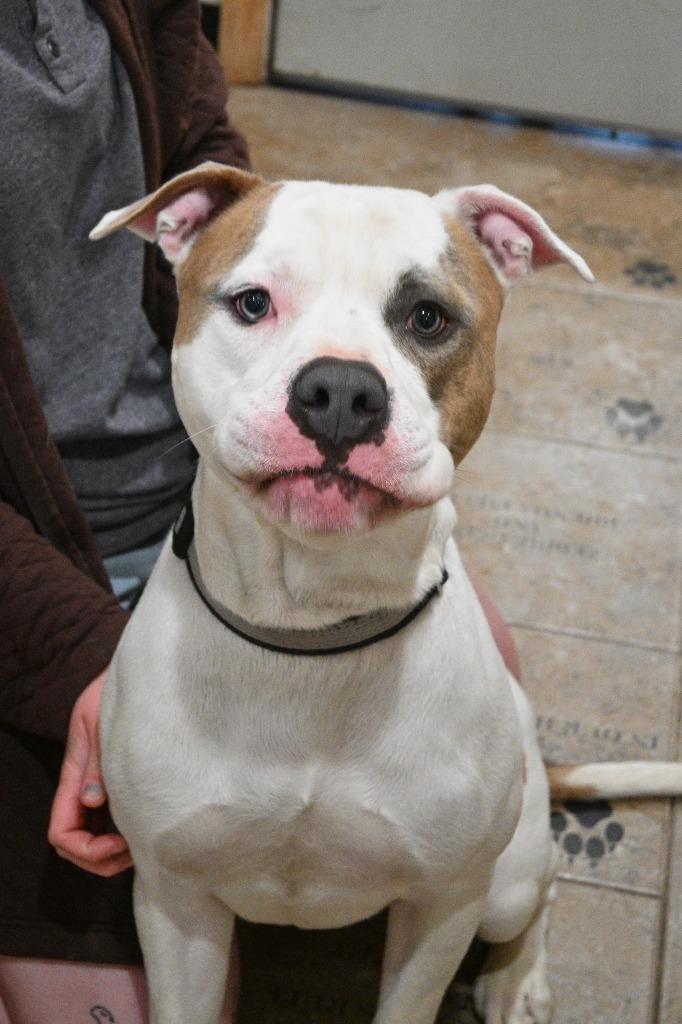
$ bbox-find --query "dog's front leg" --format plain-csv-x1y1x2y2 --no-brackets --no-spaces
474,892,553,1024
374,891,487,1024
133,871,234,1024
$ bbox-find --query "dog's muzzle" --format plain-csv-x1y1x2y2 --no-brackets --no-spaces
286,357,390,464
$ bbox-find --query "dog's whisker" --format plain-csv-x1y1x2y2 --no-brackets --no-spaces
162,424,220,458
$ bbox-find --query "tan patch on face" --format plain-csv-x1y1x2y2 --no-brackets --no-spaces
173,182,281,347
423,216,504,464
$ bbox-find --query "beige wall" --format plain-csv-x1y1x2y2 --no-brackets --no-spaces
270,0,682,139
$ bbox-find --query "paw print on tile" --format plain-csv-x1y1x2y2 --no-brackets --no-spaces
606,397,663,442
551,800,625,867
624,259,677,289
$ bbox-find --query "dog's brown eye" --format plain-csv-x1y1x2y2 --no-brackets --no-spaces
234,289,271,323
407,302,446,340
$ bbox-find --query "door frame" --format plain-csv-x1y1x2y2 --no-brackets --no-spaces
218,0,274,84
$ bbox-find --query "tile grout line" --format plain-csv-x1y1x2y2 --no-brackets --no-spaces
468,428,682,465
507,621,681,657
524,278,682,309
555,872,660,899
652,805,677,1024
650,658,682,1024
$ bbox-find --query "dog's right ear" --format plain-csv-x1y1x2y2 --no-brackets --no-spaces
90,162,263,267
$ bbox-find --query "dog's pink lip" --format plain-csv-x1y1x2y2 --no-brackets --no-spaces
235,464,434,506
249,466,395,501
229,464,435,533
231,464,434,510
261,466,405,533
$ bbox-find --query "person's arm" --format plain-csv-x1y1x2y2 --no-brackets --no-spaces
148,0,251,179
0,504,132,875
467,569,521,681
0,501,128,743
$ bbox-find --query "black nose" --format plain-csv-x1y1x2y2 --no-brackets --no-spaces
287,357,390,462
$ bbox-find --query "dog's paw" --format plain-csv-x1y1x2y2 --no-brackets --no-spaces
473,945,551,1024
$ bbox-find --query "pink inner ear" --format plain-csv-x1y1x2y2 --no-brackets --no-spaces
477,210,535,281
155,188,217,262
443,184,593,285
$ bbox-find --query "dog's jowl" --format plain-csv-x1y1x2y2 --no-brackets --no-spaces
90,164,606,1024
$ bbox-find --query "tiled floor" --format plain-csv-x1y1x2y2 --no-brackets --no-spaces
227,85,682,1023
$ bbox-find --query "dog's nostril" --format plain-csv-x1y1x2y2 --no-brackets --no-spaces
295,380,331,410
312,387,330,410
287,357,390,460
352,391,381,414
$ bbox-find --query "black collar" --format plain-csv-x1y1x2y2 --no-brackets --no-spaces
172,497,448,656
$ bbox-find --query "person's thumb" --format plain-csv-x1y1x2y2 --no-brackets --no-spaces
76,673,108,808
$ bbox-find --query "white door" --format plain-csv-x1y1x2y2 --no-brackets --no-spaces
272,0,682,139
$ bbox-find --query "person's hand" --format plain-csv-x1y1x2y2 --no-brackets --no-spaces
48,670,133,876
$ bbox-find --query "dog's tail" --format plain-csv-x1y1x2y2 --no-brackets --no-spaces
547,762,682,801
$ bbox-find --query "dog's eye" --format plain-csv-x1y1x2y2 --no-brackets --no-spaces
407,302,447,340
234,289,271,323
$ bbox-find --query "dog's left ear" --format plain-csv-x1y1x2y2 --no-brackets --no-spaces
90,162,263,267
434,184,593,287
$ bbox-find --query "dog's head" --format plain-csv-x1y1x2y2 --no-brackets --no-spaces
92,163,591,536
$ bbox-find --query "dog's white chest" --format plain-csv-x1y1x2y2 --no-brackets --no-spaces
155,763,437,928
104,546,524,933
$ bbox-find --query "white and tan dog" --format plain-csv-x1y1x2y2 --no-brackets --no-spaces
92,165,682,1024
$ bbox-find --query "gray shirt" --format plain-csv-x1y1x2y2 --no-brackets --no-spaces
0,0,196,555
